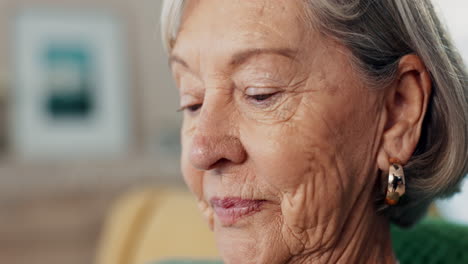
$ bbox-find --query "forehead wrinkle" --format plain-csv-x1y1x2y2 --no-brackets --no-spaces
229,48,299,67
174,0,316,82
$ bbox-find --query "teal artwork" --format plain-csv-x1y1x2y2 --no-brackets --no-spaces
43,44,95,119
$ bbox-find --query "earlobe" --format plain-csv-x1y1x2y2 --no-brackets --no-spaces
377,148,390,173
376,54,432,172
377,121,415,170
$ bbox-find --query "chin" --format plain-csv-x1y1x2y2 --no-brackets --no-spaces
212,207,291,264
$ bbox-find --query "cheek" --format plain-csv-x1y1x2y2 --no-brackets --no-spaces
245,101,349,202
248,104,341,190
245,114,353,252
253,119,350,206
244,88,378,245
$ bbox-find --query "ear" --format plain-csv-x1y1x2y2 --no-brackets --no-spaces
377,55,432,171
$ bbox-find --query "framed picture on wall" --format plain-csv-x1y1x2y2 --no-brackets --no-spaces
11,9,130,159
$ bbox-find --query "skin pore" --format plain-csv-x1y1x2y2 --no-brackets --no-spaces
169,0,431,263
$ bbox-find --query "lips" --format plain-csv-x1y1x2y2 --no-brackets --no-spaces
210,197,265,226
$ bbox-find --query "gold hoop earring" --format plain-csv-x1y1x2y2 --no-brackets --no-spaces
385,158,406,206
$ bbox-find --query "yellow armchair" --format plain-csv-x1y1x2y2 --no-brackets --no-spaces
95,188,219,264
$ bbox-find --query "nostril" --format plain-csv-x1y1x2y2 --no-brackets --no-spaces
209,158,230,170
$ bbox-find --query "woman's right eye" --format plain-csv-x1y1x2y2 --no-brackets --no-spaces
178,103,202,113
187,103,202,112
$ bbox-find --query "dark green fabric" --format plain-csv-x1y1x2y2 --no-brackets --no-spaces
391,219,468,264
152,219,468,264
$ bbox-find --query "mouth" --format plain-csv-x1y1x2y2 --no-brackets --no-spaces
210,197,266,226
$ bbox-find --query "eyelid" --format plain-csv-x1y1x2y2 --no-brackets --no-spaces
179,93,201,107
245,87,280,96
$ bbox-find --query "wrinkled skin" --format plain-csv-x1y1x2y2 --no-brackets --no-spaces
169,0,431,263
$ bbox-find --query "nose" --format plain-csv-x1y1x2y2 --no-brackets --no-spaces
189,103,247,171
190,134,247,170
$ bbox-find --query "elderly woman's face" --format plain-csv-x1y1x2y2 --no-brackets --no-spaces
171,0,385,262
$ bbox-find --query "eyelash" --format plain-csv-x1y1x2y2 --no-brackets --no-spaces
178,90,281,113
178,103,202,113
249,92,278,101
245,91,281,107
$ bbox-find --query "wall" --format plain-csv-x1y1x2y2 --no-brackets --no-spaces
0,1,186,263
0,0,184,198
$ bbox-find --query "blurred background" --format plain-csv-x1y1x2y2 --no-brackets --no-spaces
0,1,466,264
0,1,182,263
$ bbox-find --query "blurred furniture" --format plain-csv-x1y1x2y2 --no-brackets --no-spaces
95,188,219,264
96,188,468,264
0,190,116,264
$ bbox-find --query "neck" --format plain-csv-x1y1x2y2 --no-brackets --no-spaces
289,198,396,264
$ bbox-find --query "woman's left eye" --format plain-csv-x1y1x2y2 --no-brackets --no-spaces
249,93,278,102
245,87,281,104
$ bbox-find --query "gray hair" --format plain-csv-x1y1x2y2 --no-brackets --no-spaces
160,0,468,227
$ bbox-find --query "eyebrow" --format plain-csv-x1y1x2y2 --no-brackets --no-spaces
229,48,298,66
169,47,298,70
